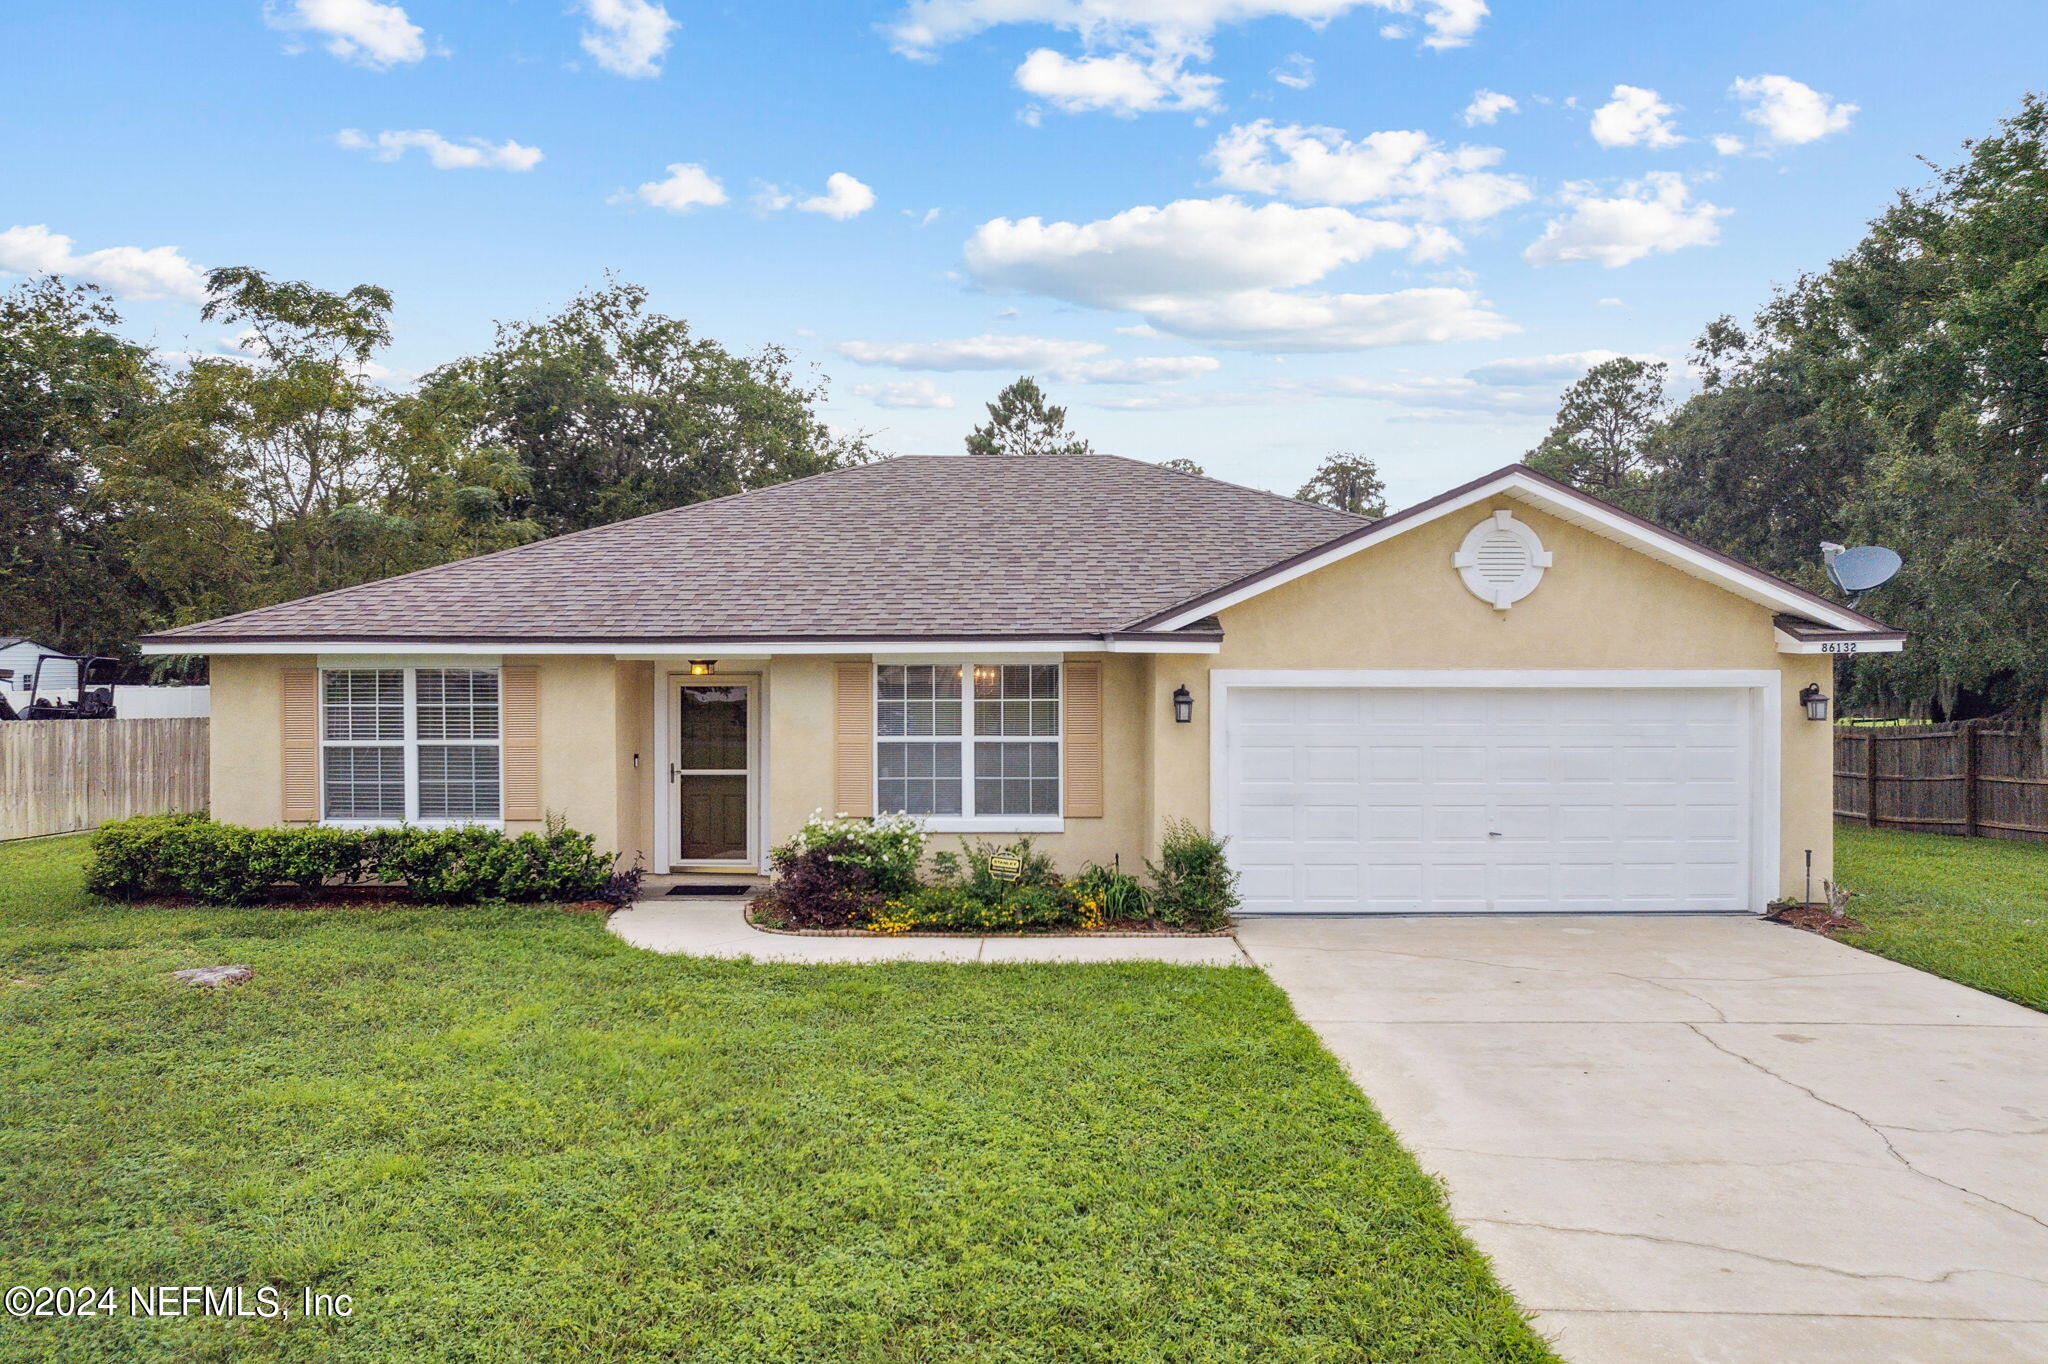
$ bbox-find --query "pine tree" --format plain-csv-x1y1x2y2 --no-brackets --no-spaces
964,376,1094,456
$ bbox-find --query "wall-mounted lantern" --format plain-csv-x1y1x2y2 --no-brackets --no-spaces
1172,684,1194,724
1799,683,1830,722
688,659,718,676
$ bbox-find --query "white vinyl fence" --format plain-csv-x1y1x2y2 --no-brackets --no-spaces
18,686,210,718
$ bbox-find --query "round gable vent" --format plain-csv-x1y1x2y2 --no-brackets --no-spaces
1454,509,1551,609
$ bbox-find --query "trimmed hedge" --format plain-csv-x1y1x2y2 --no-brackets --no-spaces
83,814,633,906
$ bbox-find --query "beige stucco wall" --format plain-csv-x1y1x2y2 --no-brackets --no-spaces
1144,494,1833,898
199,493,1835,900
208,654,286,826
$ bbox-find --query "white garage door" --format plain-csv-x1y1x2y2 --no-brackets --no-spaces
1225,687,1752,914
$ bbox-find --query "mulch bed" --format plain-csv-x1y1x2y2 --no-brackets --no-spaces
1764,903,1866,936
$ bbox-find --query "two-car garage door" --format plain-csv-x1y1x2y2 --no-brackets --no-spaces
1224,686,1753,914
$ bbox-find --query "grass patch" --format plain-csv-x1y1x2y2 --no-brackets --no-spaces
0,834,1552,1362
1835,820,2048,1011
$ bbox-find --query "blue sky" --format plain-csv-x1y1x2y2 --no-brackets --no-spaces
5,0,2045,505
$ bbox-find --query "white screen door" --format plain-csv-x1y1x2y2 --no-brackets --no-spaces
672,680,754,864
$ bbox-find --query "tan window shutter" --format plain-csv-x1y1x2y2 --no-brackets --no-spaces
834,662,875,817
280,668,320,822
1063,659,1104,818
501,665,541,822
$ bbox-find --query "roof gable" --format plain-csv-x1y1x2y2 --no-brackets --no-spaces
1131,464,1898,636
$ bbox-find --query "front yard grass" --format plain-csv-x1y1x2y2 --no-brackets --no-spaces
0,834,1552,1363
1835,820,2048,1011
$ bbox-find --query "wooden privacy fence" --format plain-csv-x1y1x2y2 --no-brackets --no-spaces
0,718,208,841
1835,721,2048,843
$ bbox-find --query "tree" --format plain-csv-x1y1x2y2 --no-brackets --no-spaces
1295,451,1387,517
424,281,871,535
964,376,1094,457
100,267,540,627
0,279,164,653
1524,357,1668,513
1156,457,1205,475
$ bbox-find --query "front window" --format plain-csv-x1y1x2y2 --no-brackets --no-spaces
876,663,1059,823
321,667,501,823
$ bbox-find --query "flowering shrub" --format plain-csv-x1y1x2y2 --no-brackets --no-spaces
864,882,1083,935
783,811,926,895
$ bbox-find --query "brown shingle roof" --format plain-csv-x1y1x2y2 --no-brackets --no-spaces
144,454,1367,645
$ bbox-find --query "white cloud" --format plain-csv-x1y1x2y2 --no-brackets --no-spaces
1596,296,1625,307
1712,134,1746,156
965,196,1511,349
886,0,1489,56
1064,354,1222,383
1463,349,1633,386
1462,89,1517,125
0,224,209,302
1015,48,1221,114
1115,323,1161,337
798,172,877,220
578,0,678,79
1590,84,1684,149
1209,120,1531,221
1271,53,1315,89
1730,74,1857,147
264,0,427,69
1523,173,1727,267
851,378,957,409
336,129,543,171
835,334,1220,384
617,162,728,213
836,334,1109,371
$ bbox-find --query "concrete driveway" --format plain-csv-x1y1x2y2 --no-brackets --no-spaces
1235,915,2048,1364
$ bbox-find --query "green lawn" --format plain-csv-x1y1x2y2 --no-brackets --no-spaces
0,834,1551,1363
1836,820,2048,1011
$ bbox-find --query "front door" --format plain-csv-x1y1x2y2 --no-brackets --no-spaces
672,679,755,865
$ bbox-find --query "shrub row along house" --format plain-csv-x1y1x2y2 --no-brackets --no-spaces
140,455,1903,914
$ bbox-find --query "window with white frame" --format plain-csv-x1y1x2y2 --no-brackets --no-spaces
876,663,1060,821
321,667,501,823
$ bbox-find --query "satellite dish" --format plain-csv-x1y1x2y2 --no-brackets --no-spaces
1825,545,1902,597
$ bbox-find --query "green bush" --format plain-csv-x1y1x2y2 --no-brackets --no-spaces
958,838,1059,900
865,882,1082,934
1146,819,1240,931
84,814,622,906
1070,862,1149,921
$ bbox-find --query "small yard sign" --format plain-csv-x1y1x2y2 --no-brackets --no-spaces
988,854,1023,882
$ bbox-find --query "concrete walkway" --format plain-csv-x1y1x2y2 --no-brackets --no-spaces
609,899,1247,965
1235,915,2048,1364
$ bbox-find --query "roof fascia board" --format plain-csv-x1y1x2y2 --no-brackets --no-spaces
1773,628,1904,655
1144,469,1878,634
142,636,1222,658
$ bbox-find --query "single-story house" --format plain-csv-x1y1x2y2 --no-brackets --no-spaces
140,456,1903,914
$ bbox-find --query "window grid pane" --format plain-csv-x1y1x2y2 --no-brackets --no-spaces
972,741,1060,816
877,666,962,736
972,667,1061,736
323,670,403,741
418,745,501,819
877,741,963,816
323,747,405,819
416,668,500,741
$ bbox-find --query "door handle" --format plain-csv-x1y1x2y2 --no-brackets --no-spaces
669,763,678,783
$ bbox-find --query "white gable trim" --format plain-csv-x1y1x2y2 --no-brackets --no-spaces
1145,470,1880,635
